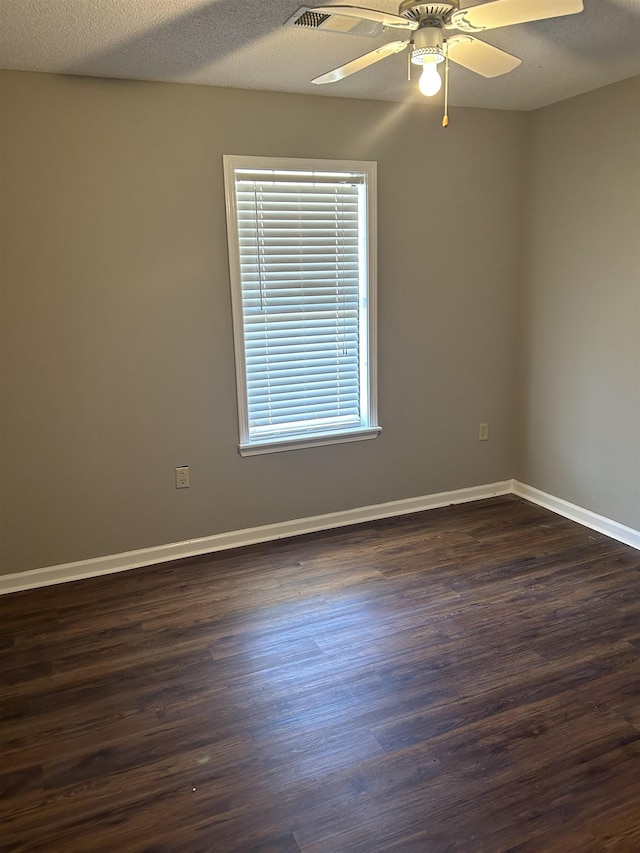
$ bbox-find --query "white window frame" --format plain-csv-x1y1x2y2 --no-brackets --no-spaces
223,155,380,456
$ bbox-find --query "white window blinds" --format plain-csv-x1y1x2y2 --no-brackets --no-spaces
224,157,379,455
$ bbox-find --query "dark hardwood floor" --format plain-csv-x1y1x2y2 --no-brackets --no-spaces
2,495,640,852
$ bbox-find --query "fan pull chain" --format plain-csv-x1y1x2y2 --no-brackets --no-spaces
442,53,450,127
407,40,413,81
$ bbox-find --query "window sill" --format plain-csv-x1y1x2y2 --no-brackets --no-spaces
239,426,382,457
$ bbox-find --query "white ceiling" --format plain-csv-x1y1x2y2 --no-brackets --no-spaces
1,0,639,110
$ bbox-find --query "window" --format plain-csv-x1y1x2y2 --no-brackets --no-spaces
223,155,380,456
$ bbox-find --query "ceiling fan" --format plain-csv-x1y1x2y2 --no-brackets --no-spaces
286,1,584,103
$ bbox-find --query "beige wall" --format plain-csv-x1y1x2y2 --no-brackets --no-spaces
518,76,640,530
0,71,524,575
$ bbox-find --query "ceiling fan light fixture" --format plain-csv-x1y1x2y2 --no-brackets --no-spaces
411,44,445,65
411,24,445,65
410,24,445,96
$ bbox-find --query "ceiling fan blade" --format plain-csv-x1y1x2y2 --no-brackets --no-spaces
311,5,418,30
450,0,583,33
312,39,410,83
445,35,521,77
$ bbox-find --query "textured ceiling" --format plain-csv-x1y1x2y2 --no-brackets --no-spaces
1,0,639,110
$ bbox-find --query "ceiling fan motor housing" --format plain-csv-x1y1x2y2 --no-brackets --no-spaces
399,1,458,24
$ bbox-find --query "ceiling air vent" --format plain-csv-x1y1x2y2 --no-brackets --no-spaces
284,7,386,37
293,10,331,28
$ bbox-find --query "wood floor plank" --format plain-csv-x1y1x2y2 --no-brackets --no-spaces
2,495,640,851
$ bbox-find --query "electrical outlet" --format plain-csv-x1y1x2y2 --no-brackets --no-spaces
479,423,489,441
175,466,190,489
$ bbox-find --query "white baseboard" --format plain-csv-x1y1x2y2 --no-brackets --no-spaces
512,481,640,551
4,480,638,595
0,480,512,595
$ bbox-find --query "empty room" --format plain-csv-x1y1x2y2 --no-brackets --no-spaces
1,1,640,850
